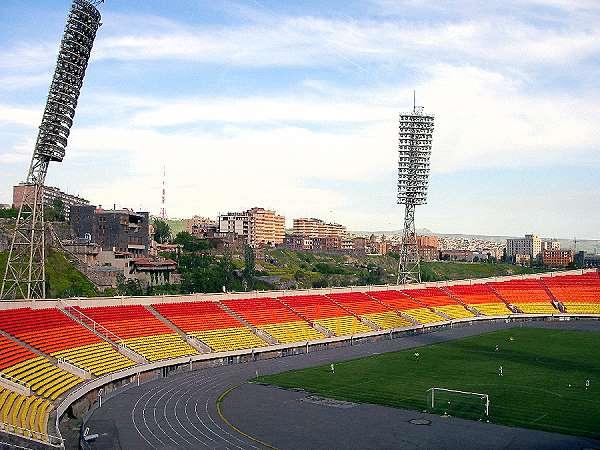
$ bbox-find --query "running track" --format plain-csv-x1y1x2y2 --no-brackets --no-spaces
82,319,600,450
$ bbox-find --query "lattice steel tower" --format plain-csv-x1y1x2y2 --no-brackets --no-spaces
397,93,434,284
1,0,102,300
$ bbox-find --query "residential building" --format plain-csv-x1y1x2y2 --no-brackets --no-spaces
506,234,542,261
417,235,439,249
248,207,285,247
440,249,475,262
419,246,438,261
184,216,217,237
219,211,250,237
575,251,600,269
70,205,150,255
292,218,346,238
13,183,89,220
129,257,178,286
542,240,561,251
542,249,573,268
219,207,285,247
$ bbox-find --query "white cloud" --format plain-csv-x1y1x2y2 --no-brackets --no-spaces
0,104,41,127
90,10,600,70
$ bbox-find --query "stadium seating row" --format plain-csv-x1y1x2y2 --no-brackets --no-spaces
0,387,51,441
189,327,266,352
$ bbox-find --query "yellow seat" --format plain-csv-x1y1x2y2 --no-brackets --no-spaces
2,356,83,400
404,308,446,324
564,302,600,314
315,316,372,336
471,303,512,316
363,311,413,329
123,334,198,362
514,303,558,314
191,327,266,352
259,321,324,344
51,342,136,376
434,305,475,319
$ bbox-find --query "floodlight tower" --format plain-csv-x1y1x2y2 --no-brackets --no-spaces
396,93,434,284
1,0,102,300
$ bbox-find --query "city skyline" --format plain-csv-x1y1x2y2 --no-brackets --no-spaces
1,1,599,238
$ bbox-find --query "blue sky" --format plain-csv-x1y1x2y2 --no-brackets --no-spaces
1,0,599,238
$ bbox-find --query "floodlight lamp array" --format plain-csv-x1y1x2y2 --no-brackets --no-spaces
397,113,434,205
34,0,101,163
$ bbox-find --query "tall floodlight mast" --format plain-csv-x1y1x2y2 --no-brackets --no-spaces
397,93,434,284
1,0,102,300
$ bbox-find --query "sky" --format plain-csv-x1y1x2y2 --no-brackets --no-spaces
0,0,599,239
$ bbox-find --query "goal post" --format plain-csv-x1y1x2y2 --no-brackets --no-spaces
426,387,489,419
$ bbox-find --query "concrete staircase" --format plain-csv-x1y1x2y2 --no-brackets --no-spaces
439,286,481,316
324,294,380,331
363,292,421,326
0,328,92,379
218,302,279,345
276,297,335,338
58,303,147,364
145,305,211,353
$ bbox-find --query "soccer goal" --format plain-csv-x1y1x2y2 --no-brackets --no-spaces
426,387,489,420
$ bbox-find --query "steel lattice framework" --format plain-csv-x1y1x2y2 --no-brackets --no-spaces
397,99,434,285
1,0,102,300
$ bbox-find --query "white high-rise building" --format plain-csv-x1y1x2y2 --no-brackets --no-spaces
506,234,542,260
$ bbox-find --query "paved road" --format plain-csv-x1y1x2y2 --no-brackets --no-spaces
84,319,600,450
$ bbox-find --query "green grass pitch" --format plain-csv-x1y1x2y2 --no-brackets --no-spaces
256,328,600,438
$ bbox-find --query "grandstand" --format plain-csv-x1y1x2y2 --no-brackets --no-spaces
153,301,267,351
279,294,373,336
223,297,324,344
0,308,135,376
446,284,513,316
73,305,198,361
542,273,600,314
0,270,598,447
489,279,557,314
402,287,475,319
326,292,414,330
369,290,448,324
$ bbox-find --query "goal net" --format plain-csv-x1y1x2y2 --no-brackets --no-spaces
426,387,489,420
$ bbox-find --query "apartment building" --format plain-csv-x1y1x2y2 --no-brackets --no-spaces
292,218,346,238
184,216,217,237
542,249,573,268
13,183,89,220
506,234,542,261
70,205,150,255
219,207,285,247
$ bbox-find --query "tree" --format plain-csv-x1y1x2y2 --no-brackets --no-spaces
45,198,65,222
0,207,18,218
173,231,212,252
153,218,171,244
243,245,256,290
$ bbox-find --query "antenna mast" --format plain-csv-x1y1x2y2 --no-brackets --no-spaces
160,165,167,220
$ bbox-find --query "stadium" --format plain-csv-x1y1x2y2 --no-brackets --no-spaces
0,270,598,448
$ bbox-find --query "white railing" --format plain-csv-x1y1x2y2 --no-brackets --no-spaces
0,420,64,448
0,373,31,396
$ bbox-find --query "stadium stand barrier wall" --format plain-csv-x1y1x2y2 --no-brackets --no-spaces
0,268,597,448
0,269,592,312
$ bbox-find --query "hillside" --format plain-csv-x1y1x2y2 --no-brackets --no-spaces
0,250,98,299
258,249,546,289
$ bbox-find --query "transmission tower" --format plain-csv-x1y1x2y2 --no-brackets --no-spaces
1,0,102,300
396,93,435,285
160,165,167,220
